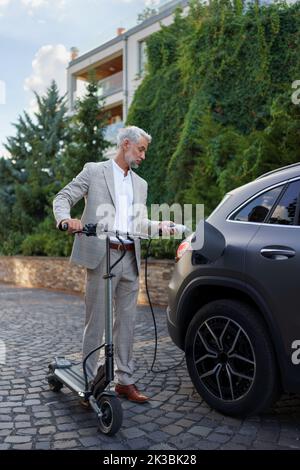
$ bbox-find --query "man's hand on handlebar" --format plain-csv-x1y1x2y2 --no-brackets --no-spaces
60,218,83,233
158,221,176,235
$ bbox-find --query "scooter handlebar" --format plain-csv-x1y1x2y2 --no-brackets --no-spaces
59,222,190,239
60,222,69,231
59,222,149,239
59,221,95,235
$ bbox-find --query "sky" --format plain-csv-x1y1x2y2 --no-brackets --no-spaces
0,0,161,156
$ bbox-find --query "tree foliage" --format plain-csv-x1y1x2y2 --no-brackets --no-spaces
0,76,108,256
1,1,300,259
137,5,158,24
127,0,300,223
63,70,109,182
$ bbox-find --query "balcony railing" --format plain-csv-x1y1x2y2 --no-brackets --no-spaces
98,71,123,98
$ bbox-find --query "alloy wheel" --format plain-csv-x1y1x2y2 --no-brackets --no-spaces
192,315,256,401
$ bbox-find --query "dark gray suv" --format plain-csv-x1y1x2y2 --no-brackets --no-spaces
167,163,300,417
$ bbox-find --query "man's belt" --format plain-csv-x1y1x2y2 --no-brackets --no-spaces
109,242,135,252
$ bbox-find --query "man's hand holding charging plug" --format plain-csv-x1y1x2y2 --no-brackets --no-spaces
158,221,177,236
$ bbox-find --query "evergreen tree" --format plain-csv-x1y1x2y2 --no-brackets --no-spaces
0,157,19,254
0,74,110,256
50,71,110,256
137,5,158,24
63,70,109,182
1,81,69,254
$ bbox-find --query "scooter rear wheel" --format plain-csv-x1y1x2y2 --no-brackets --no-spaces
97,395,123,435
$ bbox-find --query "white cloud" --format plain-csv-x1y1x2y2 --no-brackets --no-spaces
0,80,6,105
21,0,67,16
0,147,11,159
0,0,69,20
0,0,11,16
116,0,159,4
21,0,47,8
24,44,69,114
21,0,66,8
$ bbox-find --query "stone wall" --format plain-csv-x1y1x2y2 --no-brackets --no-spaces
0,256,175,307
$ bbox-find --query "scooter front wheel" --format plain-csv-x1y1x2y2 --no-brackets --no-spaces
97,395,123,436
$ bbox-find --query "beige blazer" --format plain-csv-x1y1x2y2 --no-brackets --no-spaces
53,159,157,273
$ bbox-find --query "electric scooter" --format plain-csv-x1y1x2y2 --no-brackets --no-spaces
47,223,150,436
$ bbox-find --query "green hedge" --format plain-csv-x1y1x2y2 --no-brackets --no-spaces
127,0,300,224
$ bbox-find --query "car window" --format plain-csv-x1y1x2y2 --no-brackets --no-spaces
268,180,300,226
232,186,283,223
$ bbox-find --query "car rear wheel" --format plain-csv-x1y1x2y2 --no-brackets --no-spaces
185,299,280,417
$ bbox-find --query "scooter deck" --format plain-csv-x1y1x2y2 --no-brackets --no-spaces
54,364,86,394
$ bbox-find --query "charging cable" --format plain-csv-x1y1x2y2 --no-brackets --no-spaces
145,223,190,373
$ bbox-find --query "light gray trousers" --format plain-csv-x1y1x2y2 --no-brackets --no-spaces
82,248,139,385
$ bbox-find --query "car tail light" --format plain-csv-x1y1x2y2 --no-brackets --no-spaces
176,240,191,262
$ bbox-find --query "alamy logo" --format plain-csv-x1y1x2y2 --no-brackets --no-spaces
291,80,300,105
95,201,205,250
0,340,6,365
291,340,300,365
0,80,6,105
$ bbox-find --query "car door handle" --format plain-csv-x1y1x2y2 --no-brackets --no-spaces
260,247,296,260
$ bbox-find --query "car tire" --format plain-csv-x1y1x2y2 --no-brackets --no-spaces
185,299,280,417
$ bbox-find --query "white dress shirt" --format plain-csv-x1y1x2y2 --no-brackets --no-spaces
110,159,134,244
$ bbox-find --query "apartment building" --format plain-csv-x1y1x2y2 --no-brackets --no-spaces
67,0,189,157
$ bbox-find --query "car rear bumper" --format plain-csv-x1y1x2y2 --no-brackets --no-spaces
166,306,184,351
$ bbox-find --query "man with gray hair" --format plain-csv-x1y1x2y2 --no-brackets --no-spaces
53,125,174,404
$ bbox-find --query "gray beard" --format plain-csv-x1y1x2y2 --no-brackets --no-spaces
125,155,138,170
129,162,138,170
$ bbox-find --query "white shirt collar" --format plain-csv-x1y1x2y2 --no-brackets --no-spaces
112,158,131,178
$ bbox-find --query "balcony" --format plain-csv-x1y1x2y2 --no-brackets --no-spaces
98,71,123,98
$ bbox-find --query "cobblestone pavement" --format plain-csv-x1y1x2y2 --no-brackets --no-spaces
1,282,300,451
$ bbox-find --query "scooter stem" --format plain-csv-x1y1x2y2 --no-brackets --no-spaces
104,235,114,382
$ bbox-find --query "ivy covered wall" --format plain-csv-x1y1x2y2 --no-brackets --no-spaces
127,0,300,217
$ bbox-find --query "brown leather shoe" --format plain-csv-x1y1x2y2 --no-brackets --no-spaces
115,384,149,403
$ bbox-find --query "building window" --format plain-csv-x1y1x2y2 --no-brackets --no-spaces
138,40,147,76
